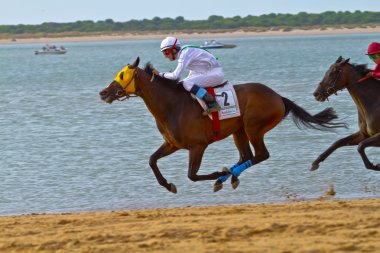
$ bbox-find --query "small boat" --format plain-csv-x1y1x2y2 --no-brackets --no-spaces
35,44,67,55
200,40,236,49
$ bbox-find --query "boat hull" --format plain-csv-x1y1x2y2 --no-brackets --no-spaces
35,50,67,55
200,45,224,49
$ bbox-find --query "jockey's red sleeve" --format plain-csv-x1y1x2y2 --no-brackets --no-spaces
372,63,380,78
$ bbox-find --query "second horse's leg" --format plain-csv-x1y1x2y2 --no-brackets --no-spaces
357,133,380,171
311,132,365,171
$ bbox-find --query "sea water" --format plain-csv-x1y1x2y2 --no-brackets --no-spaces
1,34,380,215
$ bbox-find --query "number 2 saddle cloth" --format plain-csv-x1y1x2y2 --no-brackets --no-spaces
193,82,241,120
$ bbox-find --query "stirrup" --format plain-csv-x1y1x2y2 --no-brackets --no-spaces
203,104,221,115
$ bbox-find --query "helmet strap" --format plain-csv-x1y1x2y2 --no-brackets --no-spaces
165,38,178,55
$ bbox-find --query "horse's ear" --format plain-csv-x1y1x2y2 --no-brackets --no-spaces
335,56,343,63
344,58,350,64
131,57,140,69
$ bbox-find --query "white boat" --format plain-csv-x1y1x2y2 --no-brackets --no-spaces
35,44,67,55
200,40,236,49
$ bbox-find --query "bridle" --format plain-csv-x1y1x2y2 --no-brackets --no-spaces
327,68,343,95
319,66,343,100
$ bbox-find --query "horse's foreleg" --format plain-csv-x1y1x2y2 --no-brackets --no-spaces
311,132,365,171
357,133,380,171
188,145,227,182
149,142,179,193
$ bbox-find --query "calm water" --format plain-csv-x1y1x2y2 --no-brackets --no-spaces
1,34,380,215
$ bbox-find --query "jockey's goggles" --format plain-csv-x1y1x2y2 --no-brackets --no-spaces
368,54,380,60
163,50,171,56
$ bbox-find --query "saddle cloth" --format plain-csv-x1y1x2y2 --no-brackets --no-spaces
194,82,241,120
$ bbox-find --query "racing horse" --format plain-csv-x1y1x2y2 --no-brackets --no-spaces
312,56,380,171
99,57,346,193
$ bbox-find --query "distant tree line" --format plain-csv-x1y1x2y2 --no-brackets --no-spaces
1,11,380,34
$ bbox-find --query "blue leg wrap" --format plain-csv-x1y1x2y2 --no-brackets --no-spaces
218,163,239,182
231,160,253,177
195,87,207,99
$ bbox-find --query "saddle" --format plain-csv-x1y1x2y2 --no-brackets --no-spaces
213,81,229,89
191,81,241,142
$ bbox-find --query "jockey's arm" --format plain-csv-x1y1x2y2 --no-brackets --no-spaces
372,63,380,79
159,49,192,80
159,60,186,80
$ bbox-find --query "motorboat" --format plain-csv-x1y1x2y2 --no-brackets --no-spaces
200,40,236,49
35,44,67,55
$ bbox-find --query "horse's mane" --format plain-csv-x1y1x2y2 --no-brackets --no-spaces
348,62,371,76
143,62,185,90
347,61,380,85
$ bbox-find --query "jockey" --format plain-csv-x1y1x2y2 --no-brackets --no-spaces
366,42,380,79
157,36,223,114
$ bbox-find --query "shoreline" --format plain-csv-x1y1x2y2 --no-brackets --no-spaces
1,26,379,45
0,198,379,252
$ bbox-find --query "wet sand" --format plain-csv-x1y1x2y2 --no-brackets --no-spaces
1,26,379,45
0,198,379,253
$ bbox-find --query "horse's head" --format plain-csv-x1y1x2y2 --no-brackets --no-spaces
313,56,351,102
99,57,140,103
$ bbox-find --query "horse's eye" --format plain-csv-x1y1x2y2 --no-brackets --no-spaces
119,72,124,80
116,90,124,96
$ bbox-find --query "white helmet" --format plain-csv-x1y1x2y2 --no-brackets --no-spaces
160,36,181,51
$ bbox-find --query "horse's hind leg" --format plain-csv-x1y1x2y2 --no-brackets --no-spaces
357,133,380,171
231,131,254,189
221,132,270,187
214,128,254,192
149,141,179,193
247,133,270,167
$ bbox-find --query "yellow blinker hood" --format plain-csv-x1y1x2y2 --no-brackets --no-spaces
114,65,136,93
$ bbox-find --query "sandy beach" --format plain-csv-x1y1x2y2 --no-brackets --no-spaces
1,25,380,252
1,26,379,45
0,198,379,253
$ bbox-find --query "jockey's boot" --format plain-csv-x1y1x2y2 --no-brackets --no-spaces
190,85,221,114
202,92,221,114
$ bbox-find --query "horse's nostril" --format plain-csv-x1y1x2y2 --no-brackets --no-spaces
100,90,107,96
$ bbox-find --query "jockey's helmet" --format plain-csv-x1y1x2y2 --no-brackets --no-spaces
366,42,380,55
160,37,181,52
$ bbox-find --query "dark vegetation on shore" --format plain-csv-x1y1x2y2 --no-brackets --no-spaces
1,11,379,39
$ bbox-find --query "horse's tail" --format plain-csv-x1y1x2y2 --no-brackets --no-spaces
281,97,347,130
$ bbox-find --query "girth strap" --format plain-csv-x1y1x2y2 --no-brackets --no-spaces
206,87,221,142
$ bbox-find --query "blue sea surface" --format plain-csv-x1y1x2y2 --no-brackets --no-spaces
1,34,380,215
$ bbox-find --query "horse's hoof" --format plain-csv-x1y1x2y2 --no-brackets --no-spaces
214,180,223,192
231,178,240,189
169,183,177,194
310,163,319,171
367,164,380,171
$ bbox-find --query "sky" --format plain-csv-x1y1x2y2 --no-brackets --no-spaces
1,0,380,25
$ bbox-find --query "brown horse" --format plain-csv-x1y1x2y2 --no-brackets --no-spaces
312,56,380,171
99,57,345,193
